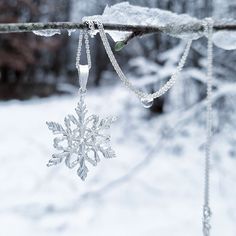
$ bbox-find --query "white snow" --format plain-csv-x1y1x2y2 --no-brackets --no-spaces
84,2,203,42
212,30,236,50
0,84,235,236
83,2,236,51
31,3,236,51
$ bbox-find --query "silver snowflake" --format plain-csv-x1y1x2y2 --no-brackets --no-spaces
46,94,116,180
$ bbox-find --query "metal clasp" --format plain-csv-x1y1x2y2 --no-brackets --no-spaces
77,64,89,92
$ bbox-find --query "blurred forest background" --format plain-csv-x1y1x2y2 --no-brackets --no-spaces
0,1,236,236
0,0,235,113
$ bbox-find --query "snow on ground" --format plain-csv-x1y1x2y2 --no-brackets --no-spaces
0,85,235,236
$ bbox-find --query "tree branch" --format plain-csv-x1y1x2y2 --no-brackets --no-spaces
0,21,235,34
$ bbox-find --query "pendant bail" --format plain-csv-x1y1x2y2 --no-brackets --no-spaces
77,64,89,92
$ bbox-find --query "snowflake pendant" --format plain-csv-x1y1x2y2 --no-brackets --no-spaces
46,92,116,180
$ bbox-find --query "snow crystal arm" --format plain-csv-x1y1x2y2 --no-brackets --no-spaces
0,21,235,34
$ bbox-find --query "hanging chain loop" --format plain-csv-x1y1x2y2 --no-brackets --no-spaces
83,19,192,102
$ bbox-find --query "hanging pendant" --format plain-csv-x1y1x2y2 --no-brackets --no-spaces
46,29,116,180
46,65,116,180
46,89,116,180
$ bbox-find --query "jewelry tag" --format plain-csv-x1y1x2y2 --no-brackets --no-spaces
78,64,89,92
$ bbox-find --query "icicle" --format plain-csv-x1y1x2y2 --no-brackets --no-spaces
33,29,61,37
68,29,76,36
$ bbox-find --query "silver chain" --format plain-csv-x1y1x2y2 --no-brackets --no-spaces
85,20,192,102
202,17,214,236
76,29,91,70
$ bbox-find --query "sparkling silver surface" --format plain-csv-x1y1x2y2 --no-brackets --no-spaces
46,92,116,180
46,30,116,180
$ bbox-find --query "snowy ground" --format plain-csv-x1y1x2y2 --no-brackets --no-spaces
0,85,235,236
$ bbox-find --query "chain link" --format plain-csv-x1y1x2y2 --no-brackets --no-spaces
84,30,91,69
76,28,91,70
75,30,84,69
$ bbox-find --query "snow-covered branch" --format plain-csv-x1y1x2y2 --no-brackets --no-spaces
0,21,235,34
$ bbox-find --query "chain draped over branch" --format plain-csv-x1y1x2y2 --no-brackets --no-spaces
0,21,236,35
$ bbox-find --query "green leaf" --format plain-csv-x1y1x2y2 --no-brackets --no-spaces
115,41,125,51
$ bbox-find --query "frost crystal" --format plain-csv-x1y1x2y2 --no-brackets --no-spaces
46,95,116,180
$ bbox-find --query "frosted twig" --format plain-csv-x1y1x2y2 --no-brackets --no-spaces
0,21,236,35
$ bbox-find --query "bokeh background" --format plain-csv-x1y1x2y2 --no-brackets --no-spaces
0,1,236,236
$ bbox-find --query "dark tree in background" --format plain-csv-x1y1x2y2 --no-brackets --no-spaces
0,0,70,100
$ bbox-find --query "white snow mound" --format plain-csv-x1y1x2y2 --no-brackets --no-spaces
84,2,204,41
85,2,236,51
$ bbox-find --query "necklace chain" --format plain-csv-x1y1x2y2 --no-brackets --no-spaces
202,18,214,236
85,20,192,101
76,29,91,70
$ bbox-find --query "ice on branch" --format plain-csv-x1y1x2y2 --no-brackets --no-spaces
33,29,61,37
84,2,236,50
46,95,116,180
84,2,203,41
67,29,76,36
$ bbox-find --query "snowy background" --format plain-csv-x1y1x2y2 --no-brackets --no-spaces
0,1,236,236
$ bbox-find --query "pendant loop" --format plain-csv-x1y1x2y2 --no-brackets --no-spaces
77,64,89,92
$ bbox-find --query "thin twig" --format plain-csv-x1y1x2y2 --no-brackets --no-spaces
0,21,236,34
